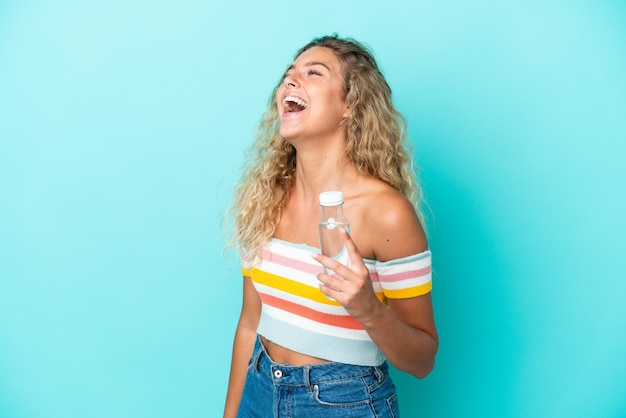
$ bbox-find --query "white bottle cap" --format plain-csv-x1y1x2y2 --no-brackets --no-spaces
319,191,344,206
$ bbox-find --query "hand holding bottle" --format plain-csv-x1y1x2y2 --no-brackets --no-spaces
313,226,384,325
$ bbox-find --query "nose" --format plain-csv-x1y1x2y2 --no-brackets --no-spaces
283,73,299,88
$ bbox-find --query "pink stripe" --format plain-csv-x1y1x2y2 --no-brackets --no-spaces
261,248,322,275
379,266,431,283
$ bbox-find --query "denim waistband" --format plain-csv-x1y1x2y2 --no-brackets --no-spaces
251,334,388,387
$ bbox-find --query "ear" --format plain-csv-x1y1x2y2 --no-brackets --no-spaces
342,103,351,120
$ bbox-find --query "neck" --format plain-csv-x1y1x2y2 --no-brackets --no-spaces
290,140,358,207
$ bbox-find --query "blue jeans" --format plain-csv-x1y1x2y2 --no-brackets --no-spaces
237,335,399,417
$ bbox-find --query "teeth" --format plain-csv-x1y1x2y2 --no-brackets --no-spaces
283,95,308,109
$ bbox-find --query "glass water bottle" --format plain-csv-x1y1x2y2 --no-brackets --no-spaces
318,191,351,278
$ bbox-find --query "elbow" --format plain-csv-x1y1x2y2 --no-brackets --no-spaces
392,327,439,379
408,341,438,379
411,357,436,379
394,354,436,379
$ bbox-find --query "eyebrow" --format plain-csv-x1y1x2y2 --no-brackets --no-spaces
286,61,331,72
305,61,330,71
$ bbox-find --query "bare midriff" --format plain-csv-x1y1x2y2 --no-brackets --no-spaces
261,336,329,366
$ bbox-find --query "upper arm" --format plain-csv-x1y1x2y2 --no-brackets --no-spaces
370,191,437,344
369,191,427,262
238,275,262,332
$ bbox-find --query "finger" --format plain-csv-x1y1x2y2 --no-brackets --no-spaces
337,228,369,274
311,252,350,274
311,250,359,282
317,271,345,291
319,282,342,302
339,227,359,255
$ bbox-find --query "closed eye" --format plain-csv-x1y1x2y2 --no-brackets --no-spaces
308,70,321,76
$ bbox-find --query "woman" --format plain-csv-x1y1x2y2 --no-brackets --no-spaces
224,34,438,417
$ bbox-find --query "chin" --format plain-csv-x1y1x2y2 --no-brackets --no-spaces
278,128,298,143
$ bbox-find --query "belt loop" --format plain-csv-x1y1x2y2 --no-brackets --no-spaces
304,365,312,394
373,366,384,382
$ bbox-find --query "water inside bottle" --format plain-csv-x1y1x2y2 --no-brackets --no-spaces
319,221,350,277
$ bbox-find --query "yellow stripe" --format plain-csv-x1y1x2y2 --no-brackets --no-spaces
384,282,432,299
251,268,386,305
242,267,252,277
253,269,339,305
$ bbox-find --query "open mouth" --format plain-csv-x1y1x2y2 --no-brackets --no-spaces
283,96,309,113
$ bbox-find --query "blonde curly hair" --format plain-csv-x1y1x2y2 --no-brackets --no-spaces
226,34,422,261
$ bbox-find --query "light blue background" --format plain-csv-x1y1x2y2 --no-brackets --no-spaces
1,1,625,417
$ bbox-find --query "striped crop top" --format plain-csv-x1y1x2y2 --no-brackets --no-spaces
242,238,432,366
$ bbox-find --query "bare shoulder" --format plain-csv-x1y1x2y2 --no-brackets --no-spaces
351,179,427,262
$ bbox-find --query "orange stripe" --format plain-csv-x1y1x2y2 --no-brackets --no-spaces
260,293,364,330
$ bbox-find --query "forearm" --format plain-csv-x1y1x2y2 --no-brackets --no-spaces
361,302,438,378
223,325,256,418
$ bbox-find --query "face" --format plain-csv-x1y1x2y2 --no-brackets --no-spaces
276,47,350,142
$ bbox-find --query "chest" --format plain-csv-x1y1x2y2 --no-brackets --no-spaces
274,206,319,248
274,203,375,259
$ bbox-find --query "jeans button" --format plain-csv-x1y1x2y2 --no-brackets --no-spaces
273,369,283,379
